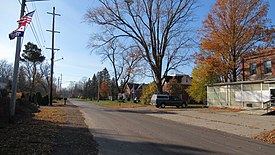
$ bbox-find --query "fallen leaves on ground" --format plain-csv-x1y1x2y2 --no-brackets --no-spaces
0,106,67,155
254,129,275,144
208,106,244,112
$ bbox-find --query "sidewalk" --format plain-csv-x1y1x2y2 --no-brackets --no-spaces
126,106,275,138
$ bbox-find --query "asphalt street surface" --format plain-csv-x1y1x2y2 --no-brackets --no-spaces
71,100,275,155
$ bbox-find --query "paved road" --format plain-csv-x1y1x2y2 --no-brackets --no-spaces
71,100,275,155
129,106,275,137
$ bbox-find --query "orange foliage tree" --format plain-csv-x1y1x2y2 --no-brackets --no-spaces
200,0,274,82
98,68,111,99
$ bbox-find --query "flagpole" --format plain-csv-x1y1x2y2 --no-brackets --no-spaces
10,0,26,118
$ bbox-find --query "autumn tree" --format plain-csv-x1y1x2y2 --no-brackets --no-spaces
141,82,157,104
200,0,274,82
85,0,196,93
186,62,214,102
98,68,111,99
21,42,45,96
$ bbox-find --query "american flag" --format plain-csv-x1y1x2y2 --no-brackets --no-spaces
18,10,35,24
9,10,35,40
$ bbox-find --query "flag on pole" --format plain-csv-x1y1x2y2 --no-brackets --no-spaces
9,10,35,40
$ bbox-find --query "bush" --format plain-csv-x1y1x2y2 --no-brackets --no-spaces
35,92,42,104
141,82,157,104
41,95,49,106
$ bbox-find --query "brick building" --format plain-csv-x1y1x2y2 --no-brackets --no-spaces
241,48,275,81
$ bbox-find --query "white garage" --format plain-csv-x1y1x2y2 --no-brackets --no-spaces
207,80,275,109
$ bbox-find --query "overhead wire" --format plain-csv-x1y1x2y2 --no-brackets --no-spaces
25,6,43,49
31,2,47,49
24,1,51,60
16,0,56,62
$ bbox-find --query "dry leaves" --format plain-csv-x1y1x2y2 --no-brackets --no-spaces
0,106,67,155
254,129,275,144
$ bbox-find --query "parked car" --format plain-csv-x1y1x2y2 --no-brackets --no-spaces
150,94,187,108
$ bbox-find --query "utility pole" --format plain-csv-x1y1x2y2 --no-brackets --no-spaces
10,0,50,117
47,7,60,106
10,0,26,117
60,74,62,93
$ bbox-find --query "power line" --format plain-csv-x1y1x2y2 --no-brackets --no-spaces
25,7,43,47
31,2,47,48
25,4,49,58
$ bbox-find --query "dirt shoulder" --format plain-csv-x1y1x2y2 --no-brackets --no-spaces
0,102,98,154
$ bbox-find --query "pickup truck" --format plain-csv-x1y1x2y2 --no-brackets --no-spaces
150,94,187,108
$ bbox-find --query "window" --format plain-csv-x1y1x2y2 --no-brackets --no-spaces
264,60,272,74
250,63,257,75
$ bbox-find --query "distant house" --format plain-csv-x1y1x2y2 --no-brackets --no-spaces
163,74,192,86
123,83,146,100
241,48,275,81
162,74,192,101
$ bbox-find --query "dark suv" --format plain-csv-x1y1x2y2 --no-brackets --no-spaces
150,94,187,108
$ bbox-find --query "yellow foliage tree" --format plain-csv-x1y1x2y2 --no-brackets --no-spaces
141,82,157,105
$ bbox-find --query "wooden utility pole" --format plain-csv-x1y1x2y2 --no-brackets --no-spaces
47,7,60,106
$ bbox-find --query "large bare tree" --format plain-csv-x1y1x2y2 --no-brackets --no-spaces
200,0,274,82
98,40,143,93
85,0,196,93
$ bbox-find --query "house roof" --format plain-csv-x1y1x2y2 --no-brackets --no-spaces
126,83,146,90
164,74,190,83
242,48,275,61
207,79,275,86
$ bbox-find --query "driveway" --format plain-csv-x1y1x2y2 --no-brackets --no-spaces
122,106,275,138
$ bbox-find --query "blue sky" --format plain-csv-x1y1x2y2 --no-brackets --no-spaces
0,0,274,87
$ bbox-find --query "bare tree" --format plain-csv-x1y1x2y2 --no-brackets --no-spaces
85,0,196,93
0,59,13,79
17,66,28,92
98,40,143,93
37,63,51,94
